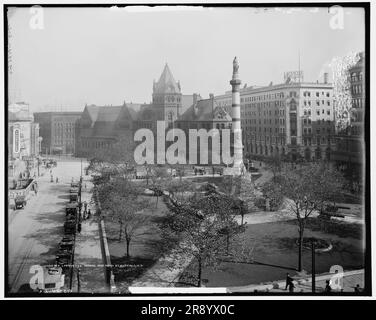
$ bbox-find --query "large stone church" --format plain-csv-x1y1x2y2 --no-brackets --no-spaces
75,63,232,158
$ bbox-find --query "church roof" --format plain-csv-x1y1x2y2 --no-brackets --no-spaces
153,63,181,94
180,98,214,121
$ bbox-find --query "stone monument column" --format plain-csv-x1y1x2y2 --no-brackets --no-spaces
230,56,244,175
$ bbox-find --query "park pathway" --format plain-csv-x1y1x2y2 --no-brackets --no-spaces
227,269,364,293
71,177,108,293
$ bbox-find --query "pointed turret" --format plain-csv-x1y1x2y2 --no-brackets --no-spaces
153,63,181,94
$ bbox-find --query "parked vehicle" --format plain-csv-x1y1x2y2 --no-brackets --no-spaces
33,267,65,293
69,193,78,203
14,196,27,209
194,166,206,175
66,203,78,216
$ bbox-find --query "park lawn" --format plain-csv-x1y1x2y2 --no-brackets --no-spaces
105,194,169,285
178,219,364,287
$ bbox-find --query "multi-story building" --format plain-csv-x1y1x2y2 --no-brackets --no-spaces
8,102,40,159
331,52,365,188
34,112,82,155
133,63,196,132
215,74,335,162
8,102,41,179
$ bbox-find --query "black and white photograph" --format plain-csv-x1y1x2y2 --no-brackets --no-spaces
2,1,371,301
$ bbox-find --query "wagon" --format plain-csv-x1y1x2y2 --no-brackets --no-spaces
66,203,78,216
33,267,65,293
69,193,78,203
14,196,27,209
64,221,76,234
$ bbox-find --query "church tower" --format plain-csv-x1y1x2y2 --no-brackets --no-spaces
152,63,182,125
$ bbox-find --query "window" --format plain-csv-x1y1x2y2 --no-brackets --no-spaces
317,111,320,116
327,110,330,115
327,101,330,106
316,92,319,97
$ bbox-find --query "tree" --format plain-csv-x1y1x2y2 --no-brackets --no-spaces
149,166,170,207
99,177,152,258
87,135,136,179
161,192,243,287
275,163,345,271
265,154,283,181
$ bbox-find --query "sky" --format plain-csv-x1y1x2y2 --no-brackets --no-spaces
7,6,365,112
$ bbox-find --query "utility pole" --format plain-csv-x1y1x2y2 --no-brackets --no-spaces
312,239,316,293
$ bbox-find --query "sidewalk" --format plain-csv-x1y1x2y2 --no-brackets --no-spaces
227,269,365,293
71,177,109,293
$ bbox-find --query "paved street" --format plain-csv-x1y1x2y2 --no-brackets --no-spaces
8,158,88,293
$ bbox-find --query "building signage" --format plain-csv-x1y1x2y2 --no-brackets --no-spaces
13,128,20,153
284,71,304,83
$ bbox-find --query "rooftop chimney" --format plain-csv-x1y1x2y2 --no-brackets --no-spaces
323,72,329,84
193,93,198,105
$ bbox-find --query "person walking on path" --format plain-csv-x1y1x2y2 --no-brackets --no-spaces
285,273,294,291
77,223,81,234
87,209,91,219
354,284,362,293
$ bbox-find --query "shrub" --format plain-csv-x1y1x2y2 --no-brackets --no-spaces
254,197,266,210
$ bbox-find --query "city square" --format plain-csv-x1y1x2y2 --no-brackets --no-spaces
6,5,368,296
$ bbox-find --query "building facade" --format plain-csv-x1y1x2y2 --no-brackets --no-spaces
331,52,365,188
215,74,335,162
75,104,136,158
8,102,40,160
34,112,82,155
8,102,41,179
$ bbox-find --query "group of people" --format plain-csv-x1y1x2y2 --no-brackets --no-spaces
285,273,363,293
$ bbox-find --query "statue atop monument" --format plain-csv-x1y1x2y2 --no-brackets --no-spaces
233,56,239,74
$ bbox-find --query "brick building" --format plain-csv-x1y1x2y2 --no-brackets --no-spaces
75,104,136,158
34,112,82,155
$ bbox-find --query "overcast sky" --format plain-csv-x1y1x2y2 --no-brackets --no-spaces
8,6,365,112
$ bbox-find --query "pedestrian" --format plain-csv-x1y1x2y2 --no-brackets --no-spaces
288,281,295,292
285,273,293,290
77,223,81,234
56,177,58,183
87,209,91,219
325,280,332,293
